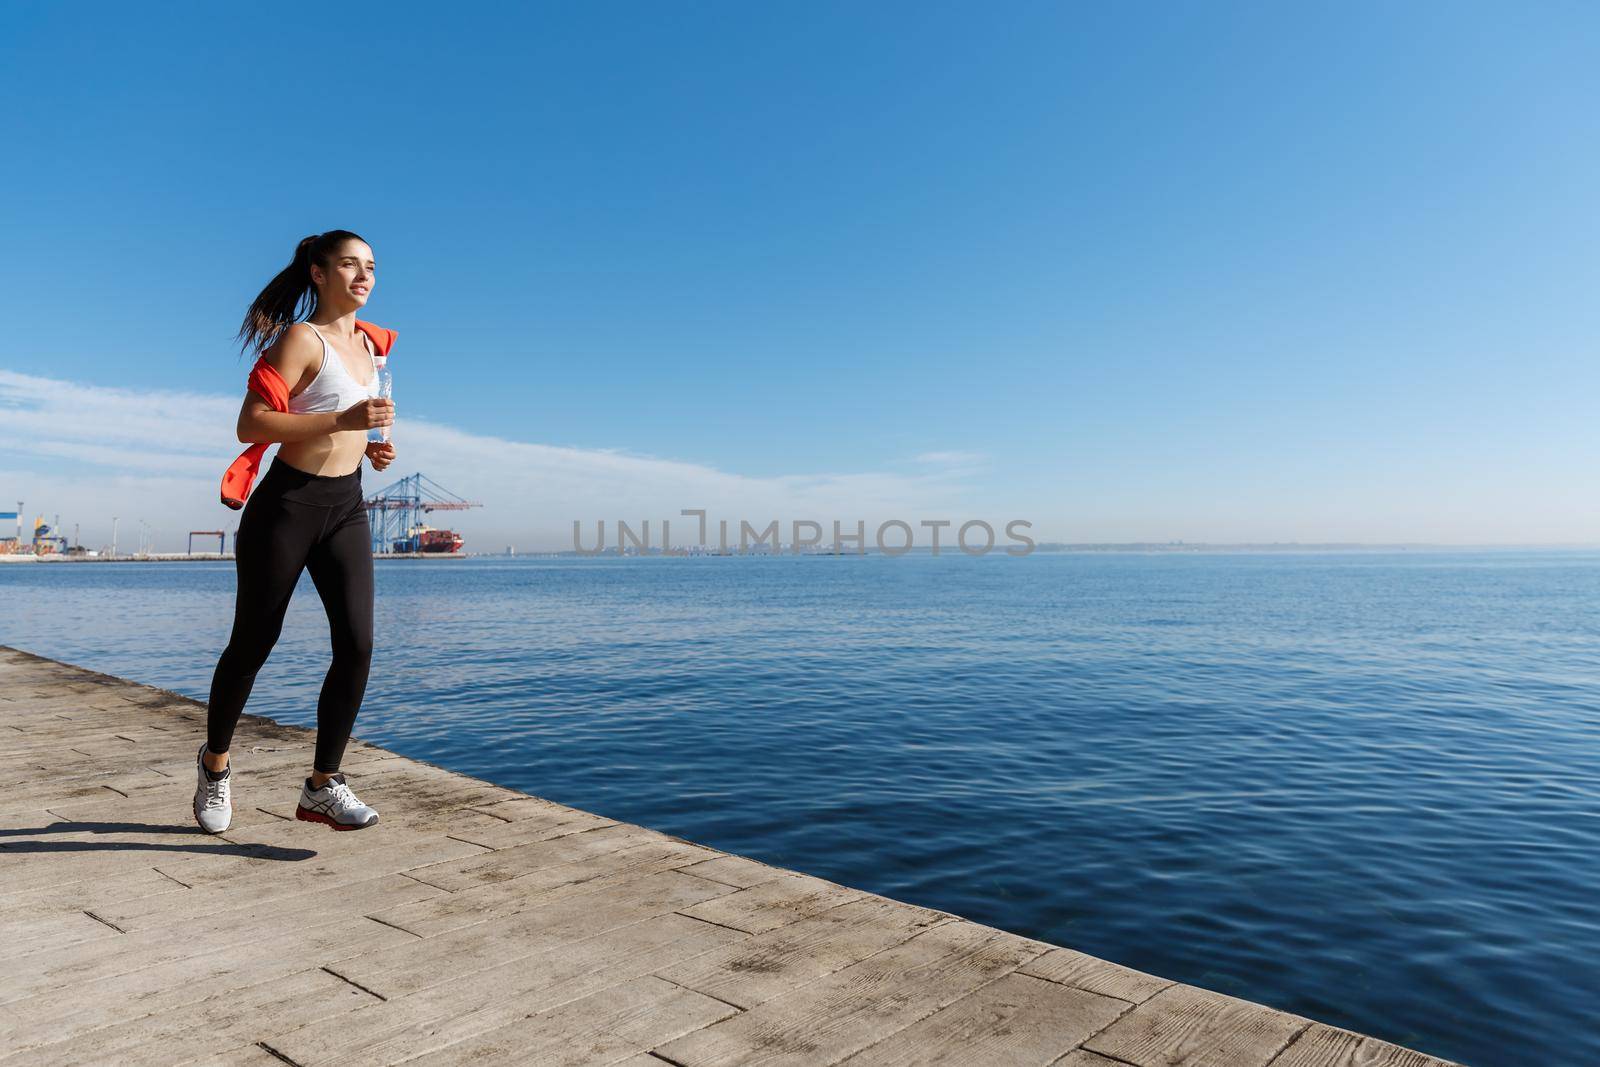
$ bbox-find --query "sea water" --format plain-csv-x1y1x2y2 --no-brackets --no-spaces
4,550,1597,1066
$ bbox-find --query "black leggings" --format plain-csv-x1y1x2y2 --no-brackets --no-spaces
207,454,374,773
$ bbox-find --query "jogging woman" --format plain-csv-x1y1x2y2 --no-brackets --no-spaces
195,230,396,833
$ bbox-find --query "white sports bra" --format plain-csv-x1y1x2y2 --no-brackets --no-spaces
286,322,379,415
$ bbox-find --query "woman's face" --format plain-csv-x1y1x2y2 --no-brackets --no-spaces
310,240,376,309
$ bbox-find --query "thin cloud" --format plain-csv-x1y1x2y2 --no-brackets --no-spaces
0,368,995,551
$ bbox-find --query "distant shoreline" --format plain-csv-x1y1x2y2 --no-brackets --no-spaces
7,542,1598,563
528,541,1600,556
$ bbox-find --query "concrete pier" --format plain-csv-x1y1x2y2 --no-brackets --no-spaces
0,644,1464,1066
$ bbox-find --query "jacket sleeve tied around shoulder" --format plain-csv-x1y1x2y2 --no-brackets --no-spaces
218,357,289,510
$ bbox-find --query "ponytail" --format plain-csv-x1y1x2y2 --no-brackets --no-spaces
235,229,368,355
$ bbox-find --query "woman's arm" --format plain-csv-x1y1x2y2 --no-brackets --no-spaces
237,398,345,444
236,325,330,443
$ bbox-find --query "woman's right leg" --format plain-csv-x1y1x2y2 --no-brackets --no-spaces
206,487,321,761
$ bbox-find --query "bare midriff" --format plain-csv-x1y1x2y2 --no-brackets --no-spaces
277,429,368,478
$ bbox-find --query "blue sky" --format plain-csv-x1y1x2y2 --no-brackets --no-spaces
2,2,1598,549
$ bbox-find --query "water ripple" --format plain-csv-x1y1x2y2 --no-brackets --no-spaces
5,550,1600,1066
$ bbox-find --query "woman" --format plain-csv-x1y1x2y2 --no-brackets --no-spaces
195,230,397,834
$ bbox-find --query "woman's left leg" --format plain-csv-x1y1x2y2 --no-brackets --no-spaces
304,494,375,776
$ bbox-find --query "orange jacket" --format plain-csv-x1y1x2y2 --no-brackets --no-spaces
220,319,397,509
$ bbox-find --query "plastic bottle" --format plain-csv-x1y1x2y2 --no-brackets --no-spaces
368,354,393,444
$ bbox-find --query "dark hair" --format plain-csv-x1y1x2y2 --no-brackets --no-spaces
235,229,369,355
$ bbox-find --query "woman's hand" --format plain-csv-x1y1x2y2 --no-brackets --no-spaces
366,440,397,471
338,397,394,433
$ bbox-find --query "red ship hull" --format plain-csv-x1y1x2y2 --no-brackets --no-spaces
391,526,465,553
418,529,464,553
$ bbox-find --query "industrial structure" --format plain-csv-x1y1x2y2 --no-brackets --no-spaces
364,471,481,555
188,530,228,555
0,503,79,557
2,473,482,559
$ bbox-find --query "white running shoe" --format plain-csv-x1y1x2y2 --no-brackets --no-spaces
295,772,379,830
193,741,233,834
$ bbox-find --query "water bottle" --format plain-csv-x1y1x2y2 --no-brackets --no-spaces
368,354,393,444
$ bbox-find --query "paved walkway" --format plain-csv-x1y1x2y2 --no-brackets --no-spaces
0,645,1464,1066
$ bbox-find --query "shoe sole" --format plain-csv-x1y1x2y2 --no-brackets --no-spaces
295,805,377,830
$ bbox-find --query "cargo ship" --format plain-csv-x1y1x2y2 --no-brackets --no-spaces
391,522,464,554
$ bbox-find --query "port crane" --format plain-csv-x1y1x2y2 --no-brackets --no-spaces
363,472,481,555
188,530,228,555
